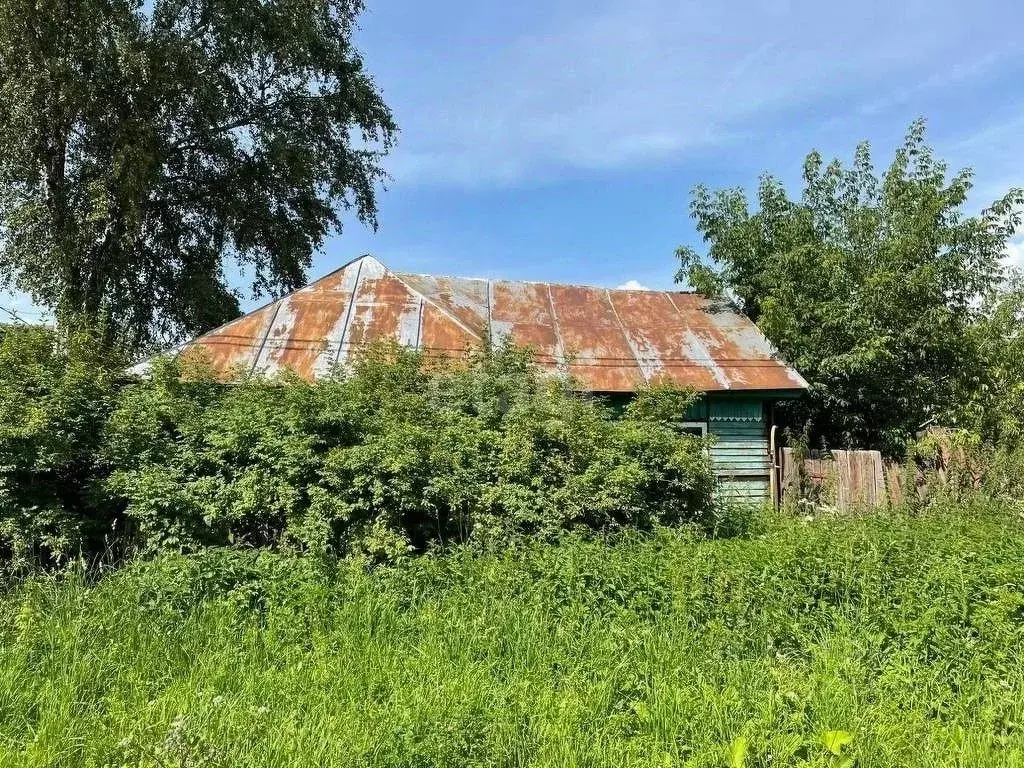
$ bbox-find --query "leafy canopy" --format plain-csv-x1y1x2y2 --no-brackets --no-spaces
962,273,1024,446
0,0,395,349
676,120,1023,454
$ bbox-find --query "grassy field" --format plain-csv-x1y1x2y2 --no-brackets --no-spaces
2,508,1023,767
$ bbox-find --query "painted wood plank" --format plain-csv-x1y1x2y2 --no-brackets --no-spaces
709,399,764,422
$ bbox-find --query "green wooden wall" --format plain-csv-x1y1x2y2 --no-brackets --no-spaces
708,398,770,504
599,392,773,504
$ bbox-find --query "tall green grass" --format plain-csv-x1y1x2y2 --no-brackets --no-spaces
2,508,1023,767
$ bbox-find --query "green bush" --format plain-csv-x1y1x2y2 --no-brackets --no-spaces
103,342,717,559
0,330,716,570
0,326,122,569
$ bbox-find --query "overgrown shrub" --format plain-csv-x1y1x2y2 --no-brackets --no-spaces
0,326,122,568
0,331,717,570
901,429,1024,513
103,342,717,560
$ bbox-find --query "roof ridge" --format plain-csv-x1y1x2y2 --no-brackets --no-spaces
390,268,704,296
184,253,376,348
380,263,486,341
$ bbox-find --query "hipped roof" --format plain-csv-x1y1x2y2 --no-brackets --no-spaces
143,255,808,394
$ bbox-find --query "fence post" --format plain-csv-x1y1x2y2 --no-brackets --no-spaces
769,424,779,511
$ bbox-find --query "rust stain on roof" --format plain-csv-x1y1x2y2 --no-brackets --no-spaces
151,255,808,393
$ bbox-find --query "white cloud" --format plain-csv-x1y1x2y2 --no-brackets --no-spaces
616,279,650,291
367,0,1021,188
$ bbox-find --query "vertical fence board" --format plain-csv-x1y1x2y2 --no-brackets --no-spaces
780,448,888,511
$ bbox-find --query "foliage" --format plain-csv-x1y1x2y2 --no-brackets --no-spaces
902,428,1024,513
958,271,1024,446
0,331,715,572
0,0,396,350
0,325,122,569
676,119,1024,455
2,508,1024,766
780,422,822,510
103,342,716,559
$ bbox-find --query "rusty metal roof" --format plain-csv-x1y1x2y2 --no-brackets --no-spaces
145,255,808,393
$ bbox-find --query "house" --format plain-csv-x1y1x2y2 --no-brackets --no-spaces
150,255,808,503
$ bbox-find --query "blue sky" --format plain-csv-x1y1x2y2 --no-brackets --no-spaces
327,0,1024,293
4,0,1024,321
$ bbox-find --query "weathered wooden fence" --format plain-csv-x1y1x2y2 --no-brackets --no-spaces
776,429,1002,511
779,448,889,510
